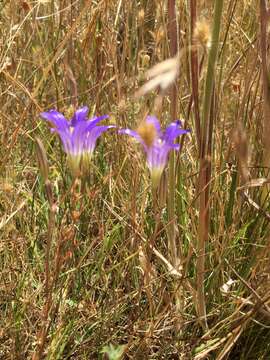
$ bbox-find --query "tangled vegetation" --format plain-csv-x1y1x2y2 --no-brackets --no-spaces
1,1,270,359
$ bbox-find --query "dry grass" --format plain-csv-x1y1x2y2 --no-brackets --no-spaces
1,1,270,359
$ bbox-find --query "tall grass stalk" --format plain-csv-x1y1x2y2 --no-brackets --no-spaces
190,0,201,153
167,0,178,269
197,0,223,329
33,139,56,360
167,0,185,330
260,0,270,204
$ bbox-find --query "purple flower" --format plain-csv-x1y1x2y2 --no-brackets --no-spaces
119,116,189,187
40,106,115,176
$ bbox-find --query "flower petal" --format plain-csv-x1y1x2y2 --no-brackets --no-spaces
86,115,110,130
163,121,189,145
71,106,89,127
170,143,180,150
118,128,143,143
84,125,115,154
71,120,90,155
40,110,69,131
146,142,170,171
56,130,72,154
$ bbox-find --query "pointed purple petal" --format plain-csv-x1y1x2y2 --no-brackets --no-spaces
71,106,89,127
86,115,110,130
118,128,144,143
170,143,180,150
84,125,115,154
40,110,69,131
163,121,189,144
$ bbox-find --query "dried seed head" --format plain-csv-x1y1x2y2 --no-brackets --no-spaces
156,26,165,44
2,57,13,71
233,123,250,182
137,121,157,147
194,19,211,48
140,53,150,69
66,105,75,120
138,9,145,25
71,210,81,221
21,1,31,11
62,225,75,241
35,137,49,181
138,245,148,276
45,180,54,207
1,182,13,192
136,55,180,97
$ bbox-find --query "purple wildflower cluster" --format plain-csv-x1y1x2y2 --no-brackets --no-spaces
41,107,189,186
41,107,115,176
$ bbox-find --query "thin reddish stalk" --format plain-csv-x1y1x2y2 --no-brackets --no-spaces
167,0,178,266
32,185,56,360
167,0,185,331
260,0,270,203
190,0,201,153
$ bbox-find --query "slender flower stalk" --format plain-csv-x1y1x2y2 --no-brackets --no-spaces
40,106,115,176
119,116,189,188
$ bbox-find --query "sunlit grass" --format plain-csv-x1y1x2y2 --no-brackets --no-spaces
0,1,270,359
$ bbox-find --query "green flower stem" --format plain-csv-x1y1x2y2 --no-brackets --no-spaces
197,0,223,330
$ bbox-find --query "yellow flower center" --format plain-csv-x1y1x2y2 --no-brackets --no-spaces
136,122,157,147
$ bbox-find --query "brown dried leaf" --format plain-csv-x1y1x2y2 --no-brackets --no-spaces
238,178,270,190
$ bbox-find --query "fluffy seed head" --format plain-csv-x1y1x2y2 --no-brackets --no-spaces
194,19,211,48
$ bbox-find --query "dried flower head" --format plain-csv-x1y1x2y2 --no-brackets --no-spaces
194,19,211,48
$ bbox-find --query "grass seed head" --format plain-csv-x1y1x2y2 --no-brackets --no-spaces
194,19,211,49
138,9,145,25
